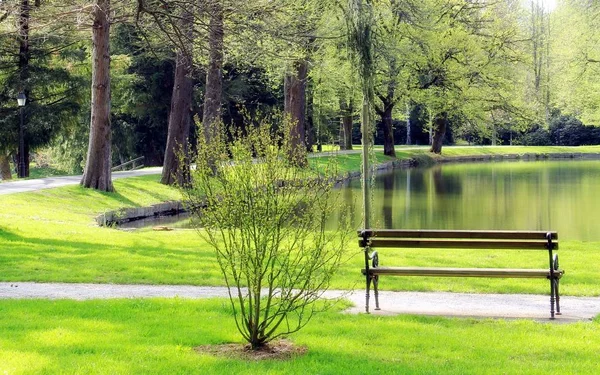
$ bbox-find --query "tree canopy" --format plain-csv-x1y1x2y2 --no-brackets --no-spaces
1,0,600,182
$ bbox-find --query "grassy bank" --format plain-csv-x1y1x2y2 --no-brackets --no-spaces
0,298,599,374
308,145,600,174
1,174,599,295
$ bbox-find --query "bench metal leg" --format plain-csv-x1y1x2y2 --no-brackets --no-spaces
373,275,380,310
549,277,556,320
555,278,561,315
366,273,372,314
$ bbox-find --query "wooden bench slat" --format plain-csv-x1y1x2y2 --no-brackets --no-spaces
361,267,565,279
357,229,558,240
360,239,558,250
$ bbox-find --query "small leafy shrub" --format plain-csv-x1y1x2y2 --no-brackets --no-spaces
183,120,351,349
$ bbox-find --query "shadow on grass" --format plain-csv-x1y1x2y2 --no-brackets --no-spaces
0,226,218,285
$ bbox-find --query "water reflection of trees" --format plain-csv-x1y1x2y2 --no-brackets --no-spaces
332,161,600,240
431,166,463,195
382,172,394,228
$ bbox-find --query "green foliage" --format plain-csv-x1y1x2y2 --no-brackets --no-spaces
0,33,86,154
183,119,351,348
551,1,600,125
549,113,600,146
111,23,175,166
346,0,375,103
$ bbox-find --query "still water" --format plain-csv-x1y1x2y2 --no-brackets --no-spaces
338,160,600,241
123,160,600,241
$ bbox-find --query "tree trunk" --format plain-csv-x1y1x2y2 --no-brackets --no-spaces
203,0,224,143
429,112,433,145
0,154,12,180
430,112,448,154
381,104,396,157
339,99,353,150
18,0,30,178
161,11,193,186
406,102,411,146
81,0,113,192
305,75,315,152
376,95,396,157
284,60,308,166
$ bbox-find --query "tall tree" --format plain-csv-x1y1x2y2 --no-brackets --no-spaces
17,0,31,177
202,0,224,144
161,9,194,186
403,0,527,153
339,97,354,150
347,0,376,229
374,56,398,157
0,0,84,179
81,0,113,191
530,0,551,122
551,0,600,124
284,60,308,164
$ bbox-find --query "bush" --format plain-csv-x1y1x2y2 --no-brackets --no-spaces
183,120,351,349
516,126,552,146
550,115,600,146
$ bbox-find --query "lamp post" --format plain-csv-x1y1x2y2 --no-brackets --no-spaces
17,92,26,178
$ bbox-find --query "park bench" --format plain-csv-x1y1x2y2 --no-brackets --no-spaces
359,229,564,319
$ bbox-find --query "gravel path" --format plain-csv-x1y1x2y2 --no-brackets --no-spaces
2,282,599,322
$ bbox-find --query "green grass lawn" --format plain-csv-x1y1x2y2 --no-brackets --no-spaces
2,148,600,373
0,298,599,374
1,174,599,295
309,151,395,174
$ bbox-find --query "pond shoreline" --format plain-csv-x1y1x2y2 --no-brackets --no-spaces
97,151,600,227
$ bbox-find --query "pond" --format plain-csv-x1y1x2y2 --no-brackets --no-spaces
337,159,600,241
123,159,600,241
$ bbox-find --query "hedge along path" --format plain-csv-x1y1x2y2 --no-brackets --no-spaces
1,282,600,322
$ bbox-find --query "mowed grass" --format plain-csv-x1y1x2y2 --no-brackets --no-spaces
431,145,600,157
0,298,599,375
309,145,600,175
0,175,222,286
1,174,600,295
1,149,600,373
309,150,395,174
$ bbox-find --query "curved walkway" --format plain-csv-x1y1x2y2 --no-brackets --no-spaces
0,167,163,196
0,150,359,196
2,282,599,322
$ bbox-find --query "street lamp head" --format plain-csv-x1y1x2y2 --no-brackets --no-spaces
17,92,26,107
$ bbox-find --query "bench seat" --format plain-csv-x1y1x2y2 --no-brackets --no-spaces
362,267,564,278
359,229,564,319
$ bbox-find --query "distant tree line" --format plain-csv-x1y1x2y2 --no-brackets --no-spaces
0,0,599,188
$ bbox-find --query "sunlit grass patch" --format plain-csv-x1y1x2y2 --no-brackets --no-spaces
0,299,599,374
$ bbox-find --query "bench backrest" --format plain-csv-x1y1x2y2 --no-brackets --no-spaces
358,230,558,251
